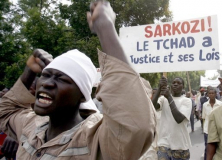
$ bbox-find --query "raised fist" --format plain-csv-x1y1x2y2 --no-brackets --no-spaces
26,49,53,73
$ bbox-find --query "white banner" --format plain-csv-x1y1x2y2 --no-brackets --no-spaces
120,15,220,73
200,76,219,87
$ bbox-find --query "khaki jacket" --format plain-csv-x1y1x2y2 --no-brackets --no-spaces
0,51,156,160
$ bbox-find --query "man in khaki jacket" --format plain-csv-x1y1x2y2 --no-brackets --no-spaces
0,1,156,160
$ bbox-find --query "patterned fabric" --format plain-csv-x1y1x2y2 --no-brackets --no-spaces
157,146,190,160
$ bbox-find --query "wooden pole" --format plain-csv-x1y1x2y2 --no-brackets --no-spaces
163,72,167,78
186,71,192,95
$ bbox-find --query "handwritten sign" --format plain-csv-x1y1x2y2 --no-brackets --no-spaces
119,16,220,73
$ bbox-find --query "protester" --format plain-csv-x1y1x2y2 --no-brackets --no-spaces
216,76,222,100
186,91,196,132
191,90,197,104
207,105,222,160
0,76,39,160
202,87,222,160
0,1,155,159
195,87,205,120
181,89,186,97
152,76,192,160
199,86,212,131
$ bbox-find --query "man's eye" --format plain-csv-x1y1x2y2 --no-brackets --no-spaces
58,77,71,83
42,73,50,77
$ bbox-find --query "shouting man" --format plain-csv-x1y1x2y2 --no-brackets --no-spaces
0,1,155,159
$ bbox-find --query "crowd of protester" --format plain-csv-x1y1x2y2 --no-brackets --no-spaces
0,1,221,160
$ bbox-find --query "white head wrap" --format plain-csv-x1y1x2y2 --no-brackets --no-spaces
43,49,99,112
80,98,99,112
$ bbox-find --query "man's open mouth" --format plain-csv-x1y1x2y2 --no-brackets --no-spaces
38,93,53,104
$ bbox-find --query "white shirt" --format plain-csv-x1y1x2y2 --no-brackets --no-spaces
157,96,192,150
202,99,222,134
195,92,201,111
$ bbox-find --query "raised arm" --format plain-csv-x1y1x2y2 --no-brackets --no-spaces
87,1,128,64
21,49,52,89
87,1,156,159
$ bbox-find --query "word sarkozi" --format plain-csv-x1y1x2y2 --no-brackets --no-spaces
144,16,213,38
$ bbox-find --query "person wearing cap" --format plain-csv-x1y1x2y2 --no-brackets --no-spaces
0,1,155,159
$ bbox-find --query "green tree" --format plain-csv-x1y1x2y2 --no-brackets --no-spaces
166,71,205,91
19,0,78,57
0,0,32,89
59,0,172,86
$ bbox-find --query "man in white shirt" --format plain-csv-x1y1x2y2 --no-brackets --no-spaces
202,87,222,160
152,76,192,160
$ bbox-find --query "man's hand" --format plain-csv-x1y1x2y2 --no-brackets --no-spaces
26,49,53,73
159,76,168,89
0,136,18,159
87,1,116,34
21,49,53,90
160,85,171,99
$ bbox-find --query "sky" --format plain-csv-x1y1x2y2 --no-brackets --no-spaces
169,0,222,78
11,0,221,78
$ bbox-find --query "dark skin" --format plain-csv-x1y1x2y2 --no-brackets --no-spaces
21,50,85,142
207,142,217,160
199,87,213,120
0,136,18,159
19,1,127,142
207,90,216,107
206,90,218,160
152,77,186,123
201,90,205,96
219,78,222,84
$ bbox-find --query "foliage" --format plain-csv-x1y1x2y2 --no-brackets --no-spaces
59,0,172,86
2,0,205,90
0,0,32,89
166,71,205,91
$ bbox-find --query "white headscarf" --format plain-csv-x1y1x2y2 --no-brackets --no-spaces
43,49,99,112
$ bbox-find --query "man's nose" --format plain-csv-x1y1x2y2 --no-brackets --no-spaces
42,78,55,88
